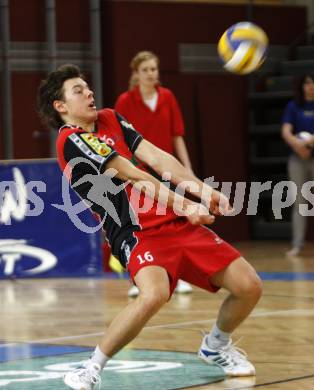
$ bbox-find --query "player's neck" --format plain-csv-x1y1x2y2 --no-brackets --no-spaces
139,84,157,100
65,120,95,132
305,94,314,102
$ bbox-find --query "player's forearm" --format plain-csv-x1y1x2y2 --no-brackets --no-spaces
282,124,297,149
132,171,198,217
105,154,197,216
152,151,215,207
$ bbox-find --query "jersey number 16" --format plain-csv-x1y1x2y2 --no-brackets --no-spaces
137,251,154,264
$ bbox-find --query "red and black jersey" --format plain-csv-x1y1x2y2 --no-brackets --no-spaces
56,108,177,265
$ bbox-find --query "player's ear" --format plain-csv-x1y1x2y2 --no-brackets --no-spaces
53,99,67,114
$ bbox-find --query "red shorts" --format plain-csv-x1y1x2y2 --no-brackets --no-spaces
126,218,241,296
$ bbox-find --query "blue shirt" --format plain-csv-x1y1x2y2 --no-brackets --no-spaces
282,100,314,135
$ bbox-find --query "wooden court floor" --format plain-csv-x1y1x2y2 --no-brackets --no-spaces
1,240,314,389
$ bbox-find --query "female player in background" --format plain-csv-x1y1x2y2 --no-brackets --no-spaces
115,51,193,295
282,73,314,256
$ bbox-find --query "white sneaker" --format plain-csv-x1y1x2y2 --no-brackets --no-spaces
174,280,193,294
63,362,102,390
286,247,301,257
128,285,139,297
198,337,255,377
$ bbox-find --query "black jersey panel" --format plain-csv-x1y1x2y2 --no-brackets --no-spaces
115,112,143,153
63,132,117,173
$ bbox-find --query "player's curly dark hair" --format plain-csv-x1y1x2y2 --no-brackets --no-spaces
37,64,83,130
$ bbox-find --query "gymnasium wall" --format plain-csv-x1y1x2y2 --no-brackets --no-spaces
10,0,90,42
0,0,90,160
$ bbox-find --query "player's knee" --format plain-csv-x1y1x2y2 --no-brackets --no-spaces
140,288,169,311
251,274,263,301
237,273,263,301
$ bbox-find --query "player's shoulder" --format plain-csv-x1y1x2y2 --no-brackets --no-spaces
56,125,84,155
119,90,132,99
97,107,115,118
158,87,178,104
97,107,120,124
116,90,133,104
158,86,174,97
97,108,126,134
286,100,298,110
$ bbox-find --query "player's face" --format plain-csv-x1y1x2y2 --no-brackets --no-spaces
136,59,159,88
55,78,97,127
303,77,314,101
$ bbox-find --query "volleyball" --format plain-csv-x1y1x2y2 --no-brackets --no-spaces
217,22,268,75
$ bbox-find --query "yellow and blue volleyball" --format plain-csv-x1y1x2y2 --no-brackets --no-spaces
218,22,268,75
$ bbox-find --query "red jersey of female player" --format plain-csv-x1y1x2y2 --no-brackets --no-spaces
56,108,178,265
115,86,184,154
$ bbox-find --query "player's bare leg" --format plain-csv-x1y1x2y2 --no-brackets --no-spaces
99,265,170,355
211,257,262,332
64,266,170,389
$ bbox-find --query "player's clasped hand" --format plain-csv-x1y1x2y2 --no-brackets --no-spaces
187,204,215,225
209,190,234,216
292,138,311,160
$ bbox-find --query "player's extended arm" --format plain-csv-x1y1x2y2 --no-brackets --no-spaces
105,154,215,225
134,139,232,216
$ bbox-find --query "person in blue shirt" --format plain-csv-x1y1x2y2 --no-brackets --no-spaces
282,73,314,256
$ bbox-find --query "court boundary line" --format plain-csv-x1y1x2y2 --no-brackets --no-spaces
2,308,314,348
248,373,314,389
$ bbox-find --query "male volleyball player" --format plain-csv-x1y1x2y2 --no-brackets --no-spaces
37,64,262,390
